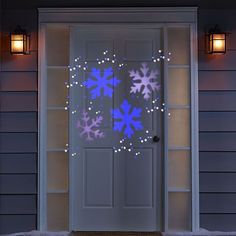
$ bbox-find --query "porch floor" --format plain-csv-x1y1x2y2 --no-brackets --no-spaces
9,229,236,236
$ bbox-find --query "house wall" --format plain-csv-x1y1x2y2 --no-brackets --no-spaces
1,0,236,234
0,7,38,234
198,9,236,231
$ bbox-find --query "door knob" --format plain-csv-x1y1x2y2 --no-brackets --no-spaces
153,135,160,143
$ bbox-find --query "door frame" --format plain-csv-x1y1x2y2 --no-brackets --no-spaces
38,7,198,232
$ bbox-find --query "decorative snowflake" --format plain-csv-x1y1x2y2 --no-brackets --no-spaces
77,111,104,141
129,63,160,100
83,67,120,99
112,100,143,139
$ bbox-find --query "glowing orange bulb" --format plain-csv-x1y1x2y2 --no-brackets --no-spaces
214,39,223,48
210,33,226,53
12,40,24,51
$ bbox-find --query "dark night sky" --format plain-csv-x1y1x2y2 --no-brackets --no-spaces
2,0,236,9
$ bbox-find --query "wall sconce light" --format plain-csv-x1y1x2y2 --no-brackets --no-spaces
10,25,30,55
206,25,229,54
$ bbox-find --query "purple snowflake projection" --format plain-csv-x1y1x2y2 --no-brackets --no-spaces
77,111,105,141
83,67,120,99
112,100,143,139
129,63,160,100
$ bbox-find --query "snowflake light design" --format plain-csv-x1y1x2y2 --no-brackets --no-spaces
112,100,143,138
83,67,120,99
129,63,160,100
77,111,104,141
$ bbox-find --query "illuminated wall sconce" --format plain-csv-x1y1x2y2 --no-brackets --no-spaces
10,25,30,55
206,25,229,54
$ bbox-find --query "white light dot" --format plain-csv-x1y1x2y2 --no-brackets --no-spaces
118,149,121,152
141,140,144,143
64,107,68,110
144,139,147,142
128,149,131,152
158,50,162,53
146,130,149,134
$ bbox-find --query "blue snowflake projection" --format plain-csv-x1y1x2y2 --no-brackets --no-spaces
112,100,143,138
83,67,120,99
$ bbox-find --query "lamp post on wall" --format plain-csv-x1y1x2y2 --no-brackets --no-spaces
206,25,229,54
10,25,30,55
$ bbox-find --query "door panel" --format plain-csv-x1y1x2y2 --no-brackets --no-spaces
70,27,162,231
125,149,153,207
84,149,114,207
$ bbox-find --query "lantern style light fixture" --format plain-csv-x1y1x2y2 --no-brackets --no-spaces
206,25,229,54
10,25,30,55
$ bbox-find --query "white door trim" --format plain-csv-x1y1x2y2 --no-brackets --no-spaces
38,7,197,24
38,7,198,232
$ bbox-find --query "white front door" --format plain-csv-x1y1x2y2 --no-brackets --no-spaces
70,26,163,231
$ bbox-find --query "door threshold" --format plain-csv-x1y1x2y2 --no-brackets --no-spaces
71,232,162,236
